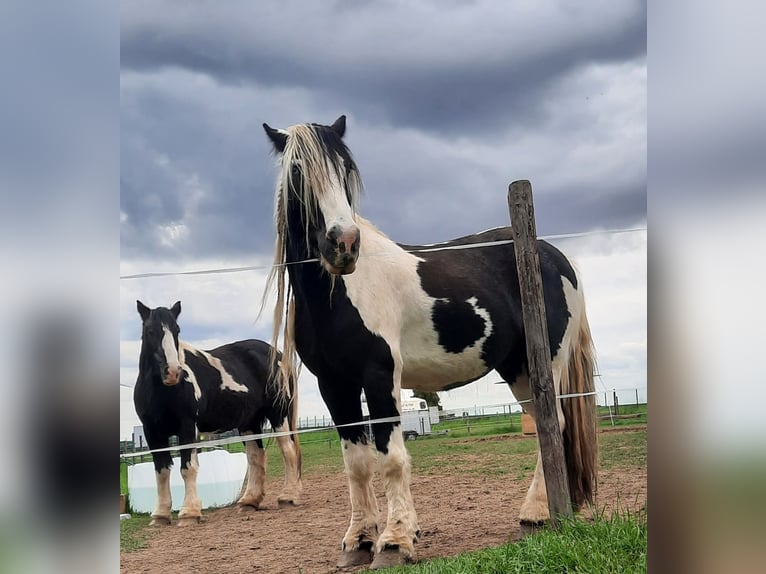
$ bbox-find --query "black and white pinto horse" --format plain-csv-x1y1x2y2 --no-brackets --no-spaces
261,116,598,568
133,301,302,526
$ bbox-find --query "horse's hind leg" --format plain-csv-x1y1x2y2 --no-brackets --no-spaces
238,438,267,511
503,365,566,528
272,419,303,506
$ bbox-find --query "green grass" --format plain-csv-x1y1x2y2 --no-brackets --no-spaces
120,514,155,552
599,430,647,469
380,509,647,574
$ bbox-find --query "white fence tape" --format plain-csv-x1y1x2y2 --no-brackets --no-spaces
119,389,625,460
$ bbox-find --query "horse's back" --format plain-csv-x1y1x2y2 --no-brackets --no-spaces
199,338,277,390
206,338,274,363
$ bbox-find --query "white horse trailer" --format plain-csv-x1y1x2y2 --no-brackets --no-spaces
361,394,433,439
400,397,432,440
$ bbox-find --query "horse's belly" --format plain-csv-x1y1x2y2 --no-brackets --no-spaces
400,344,489,391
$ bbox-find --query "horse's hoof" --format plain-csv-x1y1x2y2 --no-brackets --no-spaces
149,516,171,526
277,498,298,508
238,504,259,513
514,520,545,541
370,547,414,570
337,548,373,568
177,516,202,526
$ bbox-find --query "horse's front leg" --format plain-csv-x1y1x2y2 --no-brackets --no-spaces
177,423,202,525
145,429,173,526
318,378,379,568
365,364,420,569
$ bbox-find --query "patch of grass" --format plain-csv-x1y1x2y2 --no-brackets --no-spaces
380,509,647,574
599,430,647,469
408,435,538,477
120,514,155,552
597,404,647,428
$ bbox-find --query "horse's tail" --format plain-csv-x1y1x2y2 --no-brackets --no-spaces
287,366,302,477
561,279,599,510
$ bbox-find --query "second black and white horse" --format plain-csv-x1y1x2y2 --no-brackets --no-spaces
133,300,302,526
261,116,598,568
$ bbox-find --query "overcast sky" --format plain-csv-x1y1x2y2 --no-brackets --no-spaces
119,0,647,439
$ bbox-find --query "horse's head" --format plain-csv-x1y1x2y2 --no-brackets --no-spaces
263,115,362,275
136,300,185,387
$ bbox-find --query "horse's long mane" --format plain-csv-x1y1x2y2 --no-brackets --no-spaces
260,123,363,395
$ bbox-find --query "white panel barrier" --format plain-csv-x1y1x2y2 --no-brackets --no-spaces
127,450,248,514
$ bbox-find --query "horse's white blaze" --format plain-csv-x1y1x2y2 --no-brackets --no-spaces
315,167,356,232
182,344,248,393
343,218,492,391
161,325,181,377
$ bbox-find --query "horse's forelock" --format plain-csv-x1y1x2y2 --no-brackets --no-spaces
277,124,361,227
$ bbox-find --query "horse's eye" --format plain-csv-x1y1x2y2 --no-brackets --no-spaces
291,164,301,177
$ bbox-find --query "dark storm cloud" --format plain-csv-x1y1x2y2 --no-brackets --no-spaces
121,1,645,135
120,1,646,263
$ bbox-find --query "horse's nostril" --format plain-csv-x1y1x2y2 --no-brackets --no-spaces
326,226,340,242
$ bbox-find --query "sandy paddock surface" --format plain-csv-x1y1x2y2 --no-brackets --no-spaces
121,429,646,574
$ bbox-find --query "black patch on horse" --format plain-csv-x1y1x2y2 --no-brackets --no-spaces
431,299,486,353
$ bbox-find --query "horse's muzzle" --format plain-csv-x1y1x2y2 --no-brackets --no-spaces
321,224,360,274
163,366,183,386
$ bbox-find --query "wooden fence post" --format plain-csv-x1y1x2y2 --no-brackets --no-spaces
508,179,573,525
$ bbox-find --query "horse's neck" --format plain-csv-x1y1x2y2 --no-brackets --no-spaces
137,344,161,384
355,216,403,257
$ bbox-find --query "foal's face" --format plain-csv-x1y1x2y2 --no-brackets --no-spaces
264,116,362,275
137,300,184,387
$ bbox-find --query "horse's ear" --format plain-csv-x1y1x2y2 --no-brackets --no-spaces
263,123,288,152
137,300,151,322
330,115,346,138
170,301,181,319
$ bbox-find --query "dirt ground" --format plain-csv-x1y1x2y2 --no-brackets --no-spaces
121,432,646,574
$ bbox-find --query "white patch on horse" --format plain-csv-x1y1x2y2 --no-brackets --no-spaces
342,218,492,391
161,325,181,372
177,344,202,400
340,438,379,550
552,275,581,380
466,296,493,342
183,345,249,393
153,467,172,520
